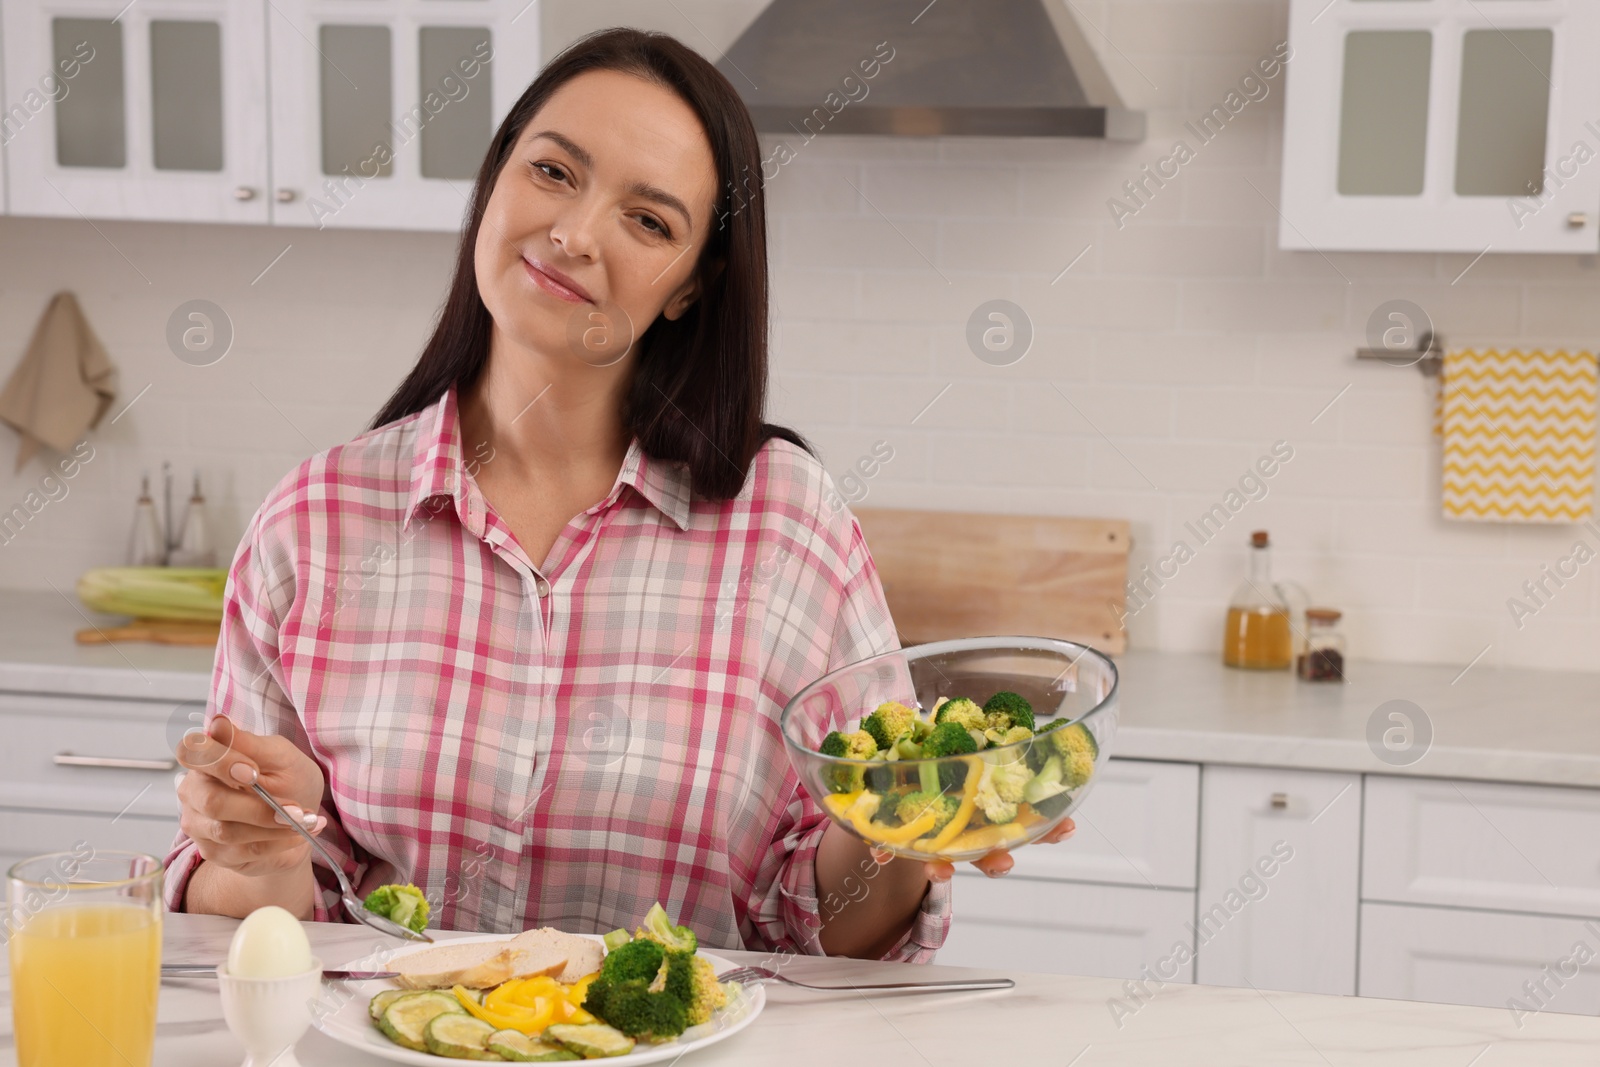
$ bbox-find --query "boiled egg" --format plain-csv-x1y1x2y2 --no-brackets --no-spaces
226,905,314,978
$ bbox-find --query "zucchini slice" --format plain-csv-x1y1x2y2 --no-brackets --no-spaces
368,988,411,1026
487,1029,582,1062
544,1023,637,1058
377,991,467,1052
423,1012,501,1060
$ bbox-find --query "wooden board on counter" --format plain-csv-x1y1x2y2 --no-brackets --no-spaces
75,618,221,647
853,507,1130,654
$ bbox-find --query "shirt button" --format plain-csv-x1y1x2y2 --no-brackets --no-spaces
535,577,550,598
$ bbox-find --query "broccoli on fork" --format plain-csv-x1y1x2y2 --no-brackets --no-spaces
361,883,430,933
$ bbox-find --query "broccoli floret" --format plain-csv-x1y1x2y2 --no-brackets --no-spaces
920,719,979,791
933,697,985,732
921,720,979,758
684,956,726,1026
974,758,1033,825
584,976,689,1041
362,883,430,933
599,937,666,984
983,691,1035,732
636,901,698,955
861,702,918,749
987,757,1032,804
820,729,879,793
1045,722,1099,788
873,784,919,824
894,791,959,833
984,725,1034,748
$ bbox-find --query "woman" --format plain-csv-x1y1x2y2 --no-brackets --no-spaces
167,28,1071,962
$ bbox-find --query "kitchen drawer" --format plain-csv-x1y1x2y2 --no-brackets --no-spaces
0,691,183,819
1195,765,1360,996
0,807,182,871
1359,901,1600,1015
1364,775,1600,919
939,871,1196,982
1003,758,1198,890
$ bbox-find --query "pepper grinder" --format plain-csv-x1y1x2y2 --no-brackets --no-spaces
168,471,216,567
127,472,167,566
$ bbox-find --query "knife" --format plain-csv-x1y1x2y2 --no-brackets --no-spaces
161,963,399,980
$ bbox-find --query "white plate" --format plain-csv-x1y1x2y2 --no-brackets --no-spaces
310,933,765,1065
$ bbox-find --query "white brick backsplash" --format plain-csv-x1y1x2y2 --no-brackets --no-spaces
1182,280,1346,333
1099,224,1264,278
0,0,1595,672
1094,332,1257,385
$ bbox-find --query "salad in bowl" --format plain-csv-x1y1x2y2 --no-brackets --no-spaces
780,636,1118,863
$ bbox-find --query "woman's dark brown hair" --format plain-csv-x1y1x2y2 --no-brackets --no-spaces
370,27,806,500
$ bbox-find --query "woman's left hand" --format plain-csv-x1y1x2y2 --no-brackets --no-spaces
911,816,1076,883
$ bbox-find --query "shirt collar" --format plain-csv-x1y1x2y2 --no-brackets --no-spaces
402,384,693,533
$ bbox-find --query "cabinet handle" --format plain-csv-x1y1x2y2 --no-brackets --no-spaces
1568,212,1590,230
234,186,257,201
55,752,177,772
1270,792,1288,810
276,188,298,204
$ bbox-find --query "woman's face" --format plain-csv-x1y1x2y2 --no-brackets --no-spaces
474,68,719,370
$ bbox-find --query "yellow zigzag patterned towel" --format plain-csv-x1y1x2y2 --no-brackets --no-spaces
1441,348,1596,523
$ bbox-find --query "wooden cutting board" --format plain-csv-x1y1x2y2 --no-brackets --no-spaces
853,507,1130,654
76,618,221,646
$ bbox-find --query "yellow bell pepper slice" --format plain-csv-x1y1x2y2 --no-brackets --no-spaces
856,807,938,847
934,820,1031,855
924,759,982,852
485,978,527,1012
455,985,549,1034
822,790,865,820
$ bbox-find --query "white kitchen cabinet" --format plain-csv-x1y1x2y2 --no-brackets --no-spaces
1004,758,1198,890
1364,775,1600,920
0,807,181,873
1194,765,1360,995
1360,901,1600,1015
266,0,540,230
940,873,1196,983
2,0,272,224
1280,0,1600,252
0,690,184,866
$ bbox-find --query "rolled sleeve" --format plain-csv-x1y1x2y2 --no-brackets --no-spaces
162,511,368,922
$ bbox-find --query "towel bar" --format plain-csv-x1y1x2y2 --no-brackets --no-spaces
1355,331,1600,376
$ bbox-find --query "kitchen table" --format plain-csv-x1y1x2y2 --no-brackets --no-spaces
2,912,1597,1065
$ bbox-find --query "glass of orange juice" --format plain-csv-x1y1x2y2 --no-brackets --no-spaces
6,849,163,1067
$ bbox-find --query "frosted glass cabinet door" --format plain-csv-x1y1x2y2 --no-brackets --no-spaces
267,0,541,230
2,0,270,223
1280,0,1600,252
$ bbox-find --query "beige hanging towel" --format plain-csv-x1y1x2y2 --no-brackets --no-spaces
0,291,118,473
1441,348,1597,523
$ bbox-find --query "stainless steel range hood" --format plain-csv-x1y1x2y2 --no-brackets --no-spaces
715,0,1145,140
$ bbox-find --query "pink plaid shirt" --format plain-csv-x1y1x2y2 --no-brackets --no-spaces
163,385,951,961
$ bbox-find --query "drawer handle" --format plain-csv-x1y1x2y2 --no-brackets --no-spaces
1270,792,1288,810
55,752,177,772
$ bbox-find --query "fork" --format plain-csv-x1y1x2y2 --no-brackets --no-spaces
249,781,433,943
718,964,1013,994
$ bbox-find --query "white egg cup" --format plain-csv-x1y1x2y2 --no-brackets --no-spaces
216,956,324,1067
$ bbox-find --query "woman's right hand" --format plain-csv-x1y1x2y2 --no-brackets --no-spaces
174,714,327,877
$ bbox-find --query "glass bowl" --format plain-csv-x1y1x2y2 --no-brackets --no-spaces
781,636,1118,863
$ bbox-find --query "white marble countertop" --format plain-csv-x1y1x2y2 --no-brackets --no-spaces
1112,650,1600,788
0,588,212,702
5,583,1600,787
2,912,1596,1066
